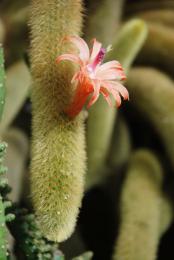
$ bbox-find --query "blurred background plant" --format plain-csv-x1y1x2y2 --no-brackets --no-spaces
0,0,174,259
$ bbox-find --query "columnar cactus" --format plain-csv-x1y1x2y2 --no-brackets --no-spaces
126,67,174,168
137,9,174,27
84,0,125,45
137,22,174,76
0,45,7,260
108,116,131,169
30,0,86,242
113,150,167,260
0,45,5,121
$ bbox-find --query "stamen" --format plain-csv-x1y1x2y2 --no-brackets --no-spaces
106,44,112,53
91,48,106,70
96,48,106,64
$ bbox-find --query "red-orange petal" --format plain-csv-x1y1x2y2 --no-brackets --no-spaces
65,79,93,118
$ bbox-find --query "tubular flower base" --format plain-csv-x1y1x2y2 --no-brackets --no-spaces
56,36,129,118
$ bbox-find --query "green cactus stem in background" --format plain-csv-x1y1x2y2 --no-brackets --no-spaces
0,61,31,135
0,20,5,43
0,142,10,260
86,19,148,188
113,150,172,260
0,196,6,260
126,67,174,169
0,45,5,121
0,143,15,259
136,9,174,28
84,0,125,45
30,0,86,242
2,128,29,203
0,144,8,260
125,0,174,16
108,116,131,170
159,196,173,236
0,46,7,260
137,22,174,76
0,2,30,65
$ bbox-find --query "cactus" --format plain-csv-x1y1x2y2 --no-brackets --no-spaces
0,20,5,43
0,1,30,65
137,9,174,28
0,143,15,259
108,116,131,170
0,61,31,135
30,0,86,242
0,46,5,121
0,46,8,260
113,150,170,260
86,19,148,188
125,0,174,16
159,196,173,235
84,0,125,45
0,143,8,260
2,128,29,202
11,210,62,260
137,22,174,76
126,67,174,168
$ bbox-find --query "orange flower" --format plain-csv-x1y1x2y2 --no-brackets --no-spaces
56,36,129,118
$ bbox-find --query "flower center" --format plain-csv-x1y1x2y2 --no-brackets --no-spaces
92,47,106,69
87,48,106,79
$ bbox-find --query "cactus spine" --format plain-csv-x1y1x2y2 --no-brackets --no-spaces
30,0,86,242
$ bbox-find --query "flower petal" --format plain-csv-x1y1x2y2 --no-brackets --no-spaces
65,36,90,62
96,61,122,73
106,81,129,100
96,68,125,80
102,86,121,107
101,81,129,107
56,54,81,65
90,38,102,62
112,91,122,107
87,80,100,108
100,87,113,107
71,72,79,83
